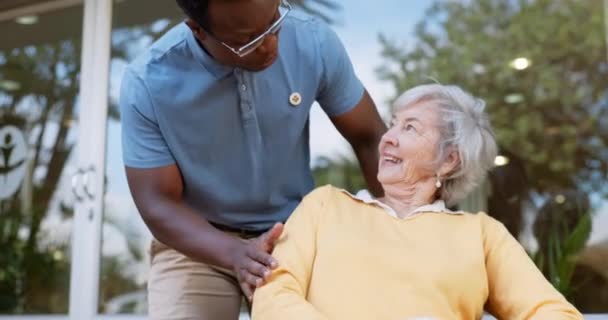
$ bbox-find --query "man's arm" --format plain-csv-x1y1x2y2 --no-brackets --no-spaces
330,90,387,197
125,164,283,300
312,21,386,196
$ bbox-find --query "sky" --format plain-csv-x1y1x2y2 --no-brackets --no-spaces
308,0,429,159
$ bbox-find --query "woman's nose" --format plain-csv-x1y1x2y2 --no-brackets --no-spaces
381,129,399,147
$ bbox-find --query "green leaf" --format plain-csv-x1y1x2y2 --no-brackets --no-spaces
563,213,592,255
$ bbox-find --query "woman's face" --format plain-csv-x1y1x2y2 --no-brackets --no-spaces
377,101,442,186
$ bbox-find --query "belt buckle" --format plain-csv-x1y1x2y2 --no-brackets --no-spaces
240,228,259,239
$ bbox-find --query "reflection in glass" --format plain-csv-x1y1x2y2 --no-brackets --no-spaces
0,3,83,314
99,0,182,314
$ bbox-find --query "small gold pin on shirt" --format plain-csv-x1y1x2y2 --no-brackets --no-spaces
289,92,302,106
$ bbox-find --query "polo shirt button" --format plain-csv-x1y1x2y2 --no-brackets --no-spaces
241,84,247,91
289,92,301,106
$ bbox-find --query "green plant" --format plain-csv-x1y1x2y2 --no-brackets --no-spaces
534,213,592,298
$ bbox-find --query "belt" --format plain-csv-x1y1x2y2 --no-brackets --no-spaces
209,221,268,239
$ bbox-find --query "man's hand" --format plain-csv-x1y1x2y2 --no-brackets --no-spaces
232,223,284,301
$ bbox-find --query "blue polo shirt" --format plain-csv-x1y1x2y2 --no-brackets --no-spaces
120,11,364,231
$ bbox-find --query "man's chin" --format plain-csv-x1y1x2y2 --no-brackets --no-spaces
242,54,278,72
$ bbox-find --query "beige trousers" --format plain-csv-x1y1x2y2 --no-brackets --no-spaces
147,239,246,320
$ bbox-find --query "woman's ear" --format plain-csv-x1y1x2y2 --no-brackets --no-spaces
438,149,460,178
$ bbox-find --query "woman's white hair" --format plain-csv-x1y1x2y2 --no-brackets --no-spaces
393,84,498,206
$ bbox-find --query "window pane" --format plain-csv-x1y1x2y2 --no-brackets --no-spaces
0,3,83,314
99,0,181,314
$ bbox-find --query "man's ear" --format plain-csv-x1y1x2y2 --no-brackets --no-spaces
184,18,207,40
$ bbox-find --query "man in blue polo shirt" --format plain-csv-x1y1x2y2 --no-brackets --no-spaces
120,0,386,318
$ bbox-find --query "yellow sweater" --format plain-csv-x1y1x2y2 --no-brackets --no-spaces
252,185,582,320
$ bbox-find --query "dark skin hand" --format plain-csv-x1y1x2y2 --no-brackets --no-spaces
125,165,282,301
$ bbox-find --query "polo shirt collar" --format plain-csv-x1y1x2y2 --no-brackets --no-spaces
185,24,234,79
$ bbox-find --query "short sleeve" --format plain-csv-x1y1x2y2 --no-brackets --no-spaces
315,22,364,117
119,67,175,168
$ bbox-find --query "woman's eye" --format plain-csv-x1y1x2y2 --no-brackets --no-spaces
404,124,416,131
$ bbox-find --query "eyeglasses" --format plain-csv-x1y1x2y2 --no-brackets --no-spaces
209,0,292,58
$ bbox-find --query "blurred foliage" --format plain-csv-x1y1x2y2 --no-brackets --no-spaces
312,156,367,192
313,0,608,312
98,257,142,313
376,0,608,197
373,0,608,311
0,33,80,313
532,190,592,299
0,12,151,317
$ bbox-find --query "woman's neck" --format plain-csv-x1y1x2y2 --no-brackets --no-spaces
379,178,437,218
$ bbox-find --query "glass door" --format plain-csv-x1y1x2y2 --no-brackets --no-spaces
98,0,181,315
0,0,115,319
67,0,113,319
0,0,84,317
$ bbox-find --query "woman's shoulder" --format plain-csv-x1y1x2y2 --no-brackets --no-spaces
450,210,503,226
304,184,336,199
298,185,342,209
306,184,352,199
452,211,511,240
303,185,372,212
433,210,504,232
471,211,507,228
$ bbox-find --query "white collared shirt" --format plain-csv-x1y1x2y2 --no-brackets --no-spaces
340,189,465,218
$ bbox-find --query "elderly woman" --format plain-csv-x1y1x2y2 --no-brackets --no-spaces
251,84,582,320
